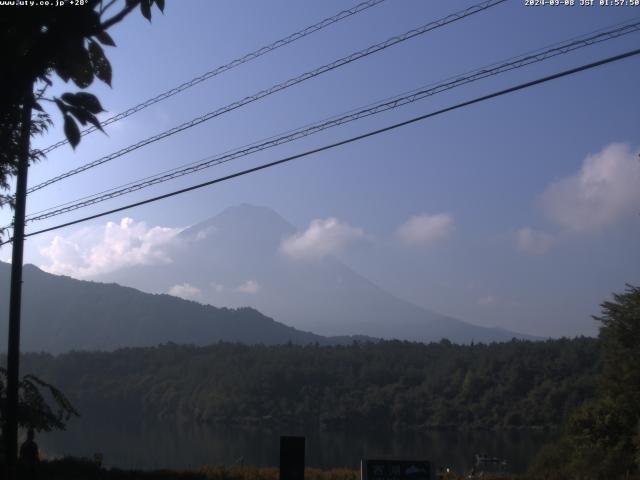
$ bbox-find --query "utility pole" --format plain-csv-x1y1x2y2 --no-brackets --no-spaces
4,83,33,479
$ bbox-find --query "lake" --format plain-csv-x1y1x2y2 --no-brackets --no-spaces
39,416,556,474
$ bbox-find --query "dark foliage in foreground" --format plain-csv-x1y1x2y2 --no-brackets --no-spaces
18,337,598,431
27,462,372,480
530,285,640,479
28,460,640,480
0,0,164,239
0,367,78,433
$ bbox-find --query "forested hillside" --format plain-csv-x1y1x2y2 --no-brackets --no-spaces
0,263,365,352
19,337,598,431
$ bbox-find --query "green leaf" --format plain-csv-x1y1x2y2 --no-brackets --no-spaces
54,65,71,83
85,112,104,133
60,92,76,104
87,9,102,31
64,91,104,114
76,92,104,114
89,41,112,87
54,98,67,114
63,114,81,149
155,0,165,12
68,106,89,126
59,93,105,132
67,42,94,88
95,31,116,47
140,0,151,21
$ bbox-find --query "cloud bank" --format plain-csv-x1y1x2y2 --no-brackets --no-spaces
397,213,454,247
236,279,261,294
281,217,365,259
40,218,181,277
515,143,639,255
168,283,202,301
209,280,261,294
539,143,640,232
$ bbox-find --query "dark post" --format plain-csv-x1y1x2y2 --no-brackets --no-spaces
4,84,33,478
279,436,305,480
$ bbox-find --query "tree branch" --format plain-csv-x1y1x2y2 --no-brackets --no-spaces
100,0,118,15
100,1,139,31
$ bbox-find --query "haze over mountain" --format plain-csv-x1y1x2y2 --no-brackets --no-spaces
0,262,370,353
93,204,534,343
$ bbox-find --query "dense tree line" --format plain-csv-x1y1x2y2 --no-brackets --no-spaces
531,285,640,479
15,337,598,432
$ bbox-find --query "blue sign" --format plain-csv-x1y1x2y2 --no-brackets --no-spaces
363,459,431,480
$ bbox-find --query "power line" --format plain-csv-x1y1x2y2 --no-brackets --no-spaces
23,19,640,224
3,47,636,246
26,0,507,195
28,16,640,220
39,0,388,155
26,19,640,220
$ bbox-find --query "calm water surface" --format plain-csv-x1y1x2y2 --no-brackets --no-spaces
40,417,555,474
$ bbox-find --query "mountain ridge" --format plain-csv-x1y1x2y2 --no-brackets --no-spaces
95,204,536,343
0,262,370,353
0,205,537,352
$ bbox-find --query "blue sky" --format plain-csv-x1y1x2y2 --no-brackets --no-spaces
2,0,639,337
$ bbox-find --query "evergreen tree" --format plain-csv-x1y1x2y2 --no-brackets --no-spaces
532,285,640,479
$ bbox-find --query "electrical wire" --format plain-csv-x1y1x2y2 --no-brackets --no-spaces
39,0,388,154
23,19,640,224
26,0,507,195
1,46,635,246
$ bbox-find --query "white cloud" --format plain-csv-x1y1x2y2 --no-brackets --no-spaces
515,227,555,255
39,218,181,277
539,143,640,231
236,279,261,294
168,283,202,301
281,217,365,260
397,213,454,247
209,280,261,294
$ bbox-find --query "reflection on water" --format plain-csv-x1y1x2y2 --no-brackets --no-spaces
40,416,555,473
